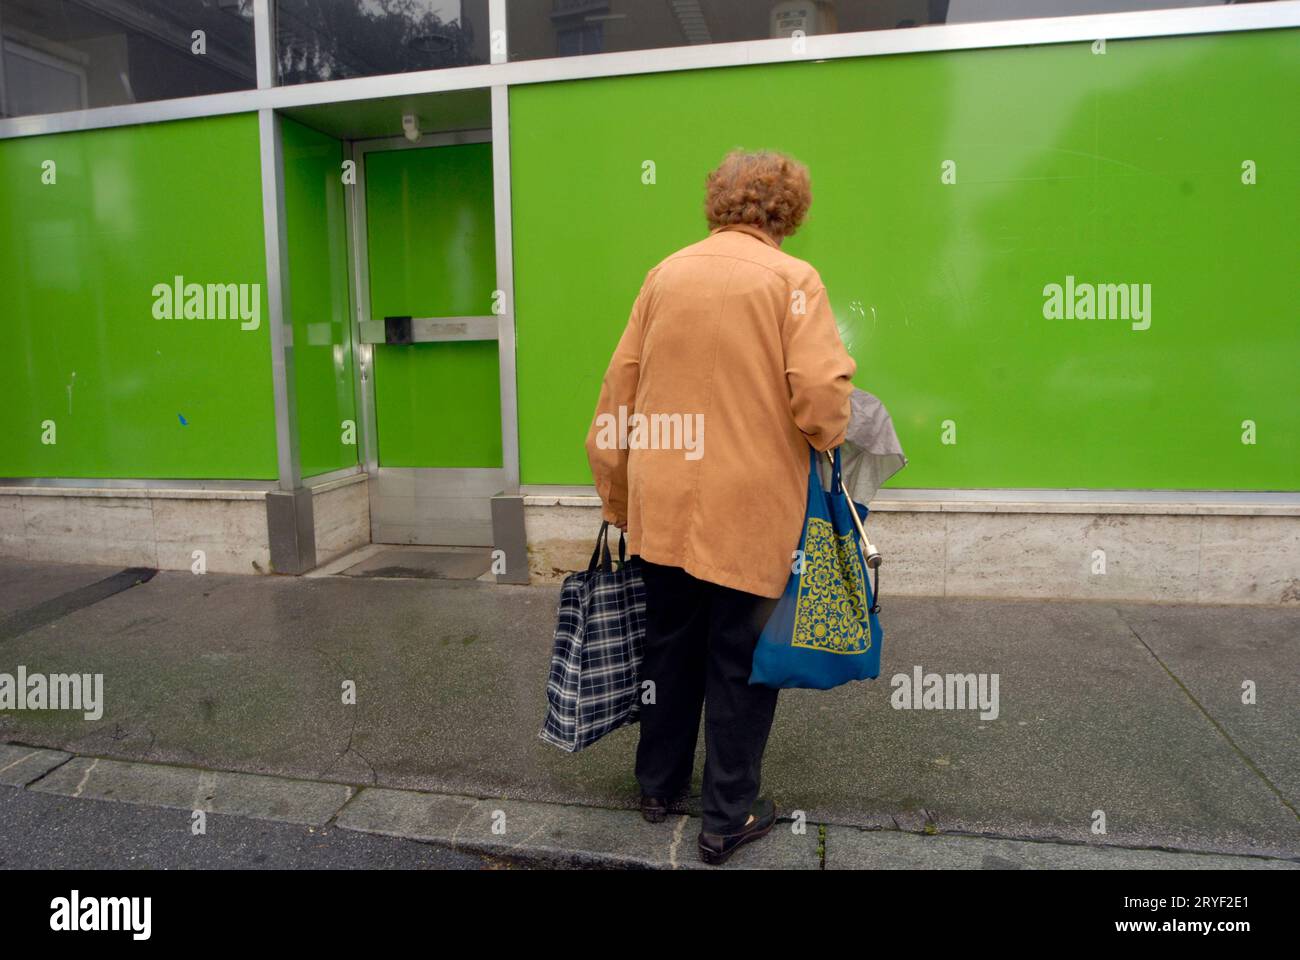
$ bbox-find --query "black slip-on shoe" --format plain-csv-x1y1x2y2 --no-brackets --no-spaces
697,797,777,865
640,791,690,824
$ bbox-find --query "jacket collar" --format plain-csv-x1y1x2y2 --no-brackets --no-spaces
709,223,780,249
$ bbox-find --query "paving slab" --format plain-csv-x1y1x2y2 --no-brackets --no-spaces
336,787,819,869
29,756,353,826
824,827,1299,870
0,564,1295,858
770,598,1300,858
0,742,70,786
1114,603,1300,807
0,784,492,870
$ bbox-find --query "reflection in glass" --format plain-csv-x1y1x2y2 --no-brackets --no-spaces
0,0,256,118
506,0,1280,61
274,0,488,85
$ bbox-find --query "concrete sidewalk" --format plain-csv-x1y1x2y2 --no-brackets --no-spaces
0,557,1296,867
2,745,1292,869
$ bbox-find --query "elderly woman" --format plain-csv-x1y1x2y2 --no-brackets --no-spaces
585,149,856,865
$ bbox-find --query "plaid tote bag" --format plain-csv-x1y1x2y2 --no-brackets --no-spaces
539,521,646,752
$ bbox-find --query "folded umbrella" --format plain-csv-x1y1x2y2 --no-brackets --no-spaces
818,387,908,505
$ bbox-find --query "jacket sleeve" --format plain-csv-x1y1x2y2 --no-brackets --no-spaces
585,274,653,525
782,281,856,451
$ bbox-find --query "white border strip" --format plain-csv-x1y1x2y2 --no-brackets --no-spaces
520,486,1300,516
0,484,270,500
1,2,1296,139
491,83,520,494
0,477,276,491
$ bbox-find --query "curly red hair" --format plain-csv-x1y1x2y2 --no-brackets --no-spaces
704,149,812,241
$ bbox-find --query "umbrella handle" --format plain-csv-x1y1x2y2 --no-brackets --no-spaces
826,450,882,570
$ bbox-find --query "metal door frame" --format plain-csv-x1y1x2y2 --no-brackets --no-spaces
344,128,508,545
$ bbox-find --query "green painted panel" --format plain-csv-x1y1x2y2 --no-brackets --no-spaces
364,143,501,468
510,30,1300,491
0,114,276,479
281,117,358,478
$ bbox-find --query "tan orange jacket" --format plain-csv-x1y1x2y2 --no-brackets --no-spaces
585,223,856,598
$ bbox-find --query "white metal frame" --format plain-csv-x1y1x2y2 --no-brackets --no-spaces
254,0,302,492
490,82,520,495
2,2,1296,503
1,3,1297,139
520,484,1300,509
0,476,279,491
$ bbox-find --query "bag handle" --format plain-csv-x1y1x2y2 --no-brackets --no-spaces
588,521,612,572
587,521,628,573
822,446,882,615
807,445,839,494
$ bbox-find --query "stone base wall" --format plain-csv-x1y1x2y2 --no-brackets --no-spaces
523,495,1300,605
0,474,371,575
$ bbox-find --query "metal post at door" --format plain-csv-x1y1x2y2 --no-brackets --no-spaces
490,83,521,498
257,104,317,571
254,2,317,572
344,140,380,482
490,68,528,581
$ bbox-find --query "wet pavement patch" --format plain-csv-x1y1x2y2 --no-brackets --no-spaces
0,567,157,643
340,548,491,581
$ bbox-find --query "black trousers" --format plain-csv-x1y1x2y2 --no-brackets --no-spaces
634,560,781,835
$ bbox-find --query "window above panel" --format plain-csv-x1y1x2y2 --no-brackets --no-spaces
0,0,257,118
272,0,490,86
504,0,1286,62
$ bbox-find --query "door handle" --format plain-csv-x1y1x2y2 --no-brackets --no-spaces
360,315,499,344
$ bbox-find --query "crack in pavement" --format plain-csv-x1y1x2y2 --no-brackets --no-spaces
71,757,99,797
1119,611,1298,822
308,636,379,785
343,715,378,785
